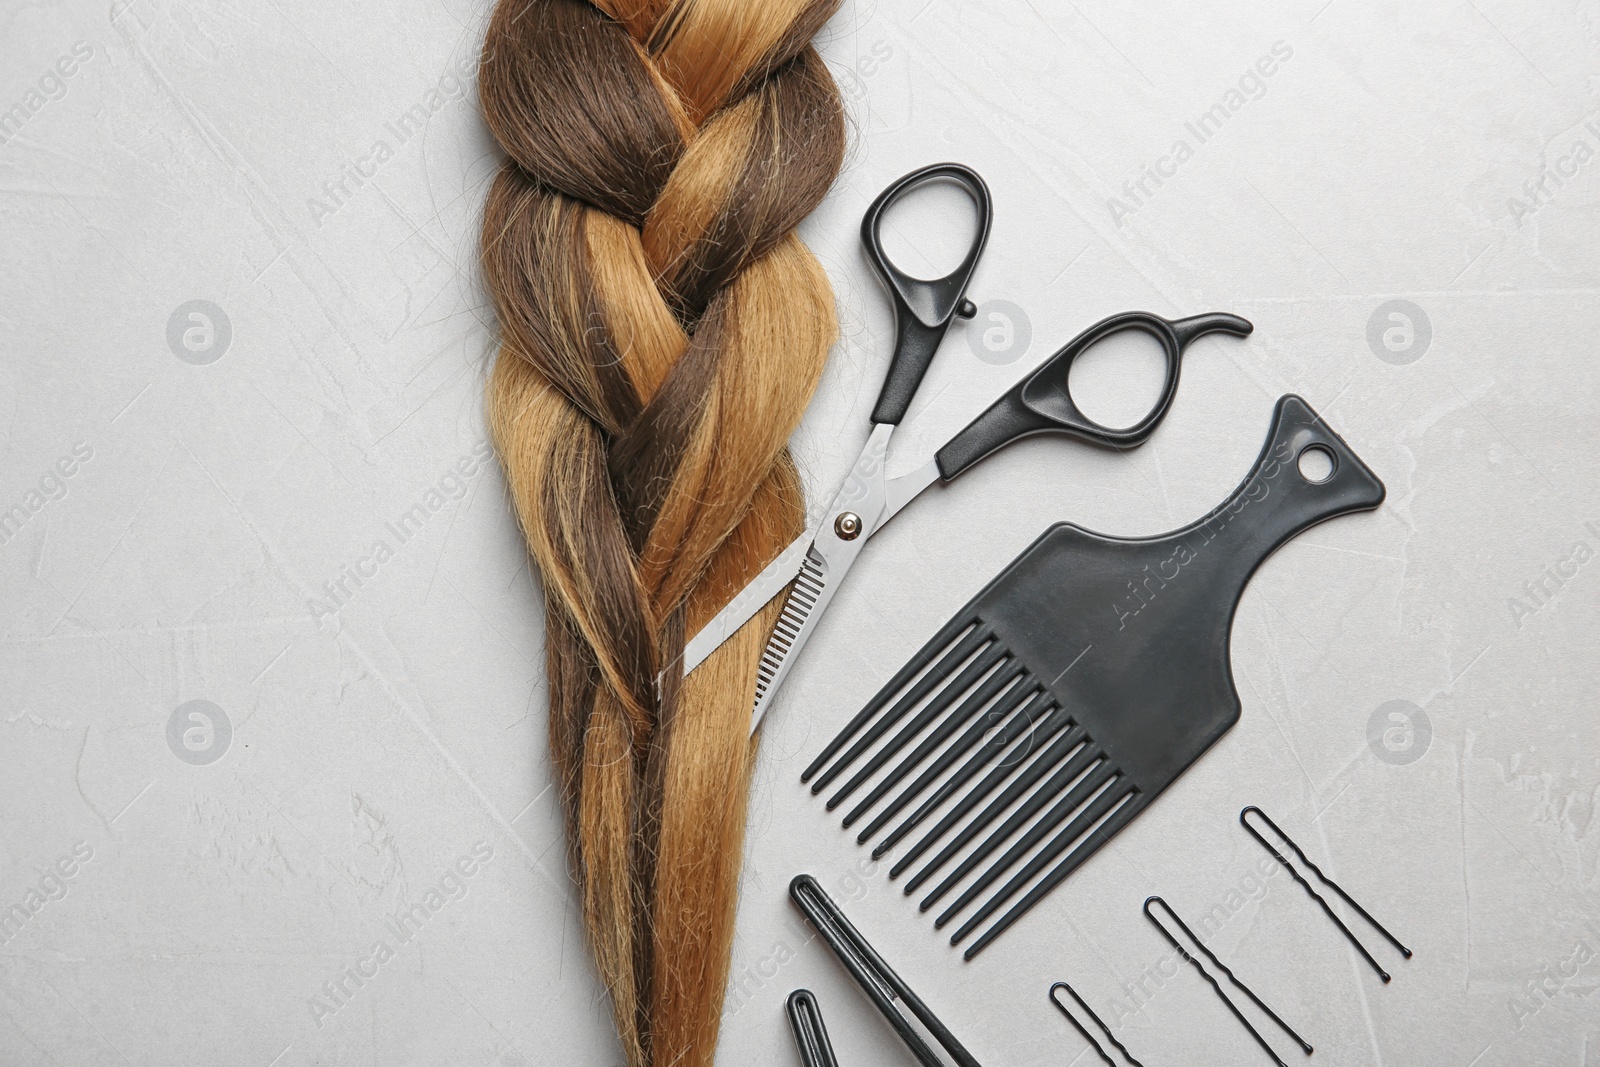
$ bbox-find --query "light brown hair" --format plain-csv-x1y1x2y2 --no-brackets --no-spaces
478,1,843,1063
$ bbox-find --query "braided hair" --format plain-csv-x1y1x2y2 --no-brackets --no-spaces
478,1,843,1062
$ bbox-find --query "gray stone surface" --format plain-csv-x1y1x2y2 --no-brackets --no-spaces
1,1,1595,1065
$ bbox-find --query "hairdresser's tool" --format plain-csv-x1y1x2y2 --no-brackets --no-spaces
1240,806,1412,981
785,989,842,1067
806,396,1385,957
1143,896,1311,1066
1049,981,1146,1067
790,873,983,1067
681,161,1254,730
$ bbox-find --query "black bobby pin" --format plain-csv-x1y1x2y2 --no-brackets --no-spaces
1142,896,1312,1067
1049,981,1146,1067
1240,806,1412,982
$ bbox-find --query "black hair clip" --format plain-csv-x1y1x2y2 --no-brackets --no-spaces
788,874,983,1067
1048,981,1146,1067
785,989,841,1067
1240,806,1412,982
1142,896,1312,1067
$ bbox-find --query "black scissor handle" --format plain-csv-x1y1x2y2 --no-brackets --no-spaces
934,310,1253,479
863,163,994,426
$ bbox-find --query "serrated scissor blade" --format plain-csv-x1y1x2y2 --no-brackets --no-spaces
684,439,939,684
746,423,895,730
749,546,836,733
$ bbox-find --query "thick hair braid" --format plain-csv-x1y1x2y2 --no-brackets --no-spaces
478,1,843,1063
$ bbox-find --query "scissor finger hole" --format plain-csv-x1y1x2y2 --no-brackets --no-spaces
1066,328,1170,430
875,177,983,281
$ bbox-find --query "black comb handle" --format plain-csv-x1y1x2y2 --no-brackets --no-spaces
808,395,1387,958
984,394,1386,794
944,396,1384,955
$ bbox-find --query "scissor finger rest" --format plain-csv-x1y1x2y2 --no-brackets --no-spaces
935,310,1253,478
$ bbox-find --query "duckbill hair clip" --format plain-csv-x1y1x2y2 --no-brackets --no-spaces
788,873,983,1067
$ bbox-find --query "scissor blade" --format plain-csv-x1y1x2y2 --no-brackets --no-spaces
747,422,901,730
881,457,940,526
749,546,840,733
686,451,941,681
680,531,810,676
748,423,895,730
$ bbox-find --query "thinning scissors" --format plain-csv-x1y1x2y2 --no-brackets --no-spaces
681,162,1252,730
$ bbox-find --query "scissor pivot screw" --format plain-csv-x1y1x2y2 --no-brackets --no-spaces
834,512,863,540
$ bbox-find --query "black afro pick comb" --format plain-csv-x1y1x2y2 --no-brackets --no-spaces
802,395,1385,958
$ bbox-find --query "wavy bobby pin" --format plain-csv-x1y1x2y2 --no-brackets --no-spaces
1049,981,1146,1067
1240,805,1412,982
1142,895,1312,1067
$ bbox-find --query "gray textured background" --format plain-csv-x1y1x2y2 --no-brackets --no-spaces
2,0,1597,1064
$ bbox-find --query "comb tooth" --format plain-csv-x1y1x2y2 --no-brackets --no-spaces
941,775,1134,936
962,792,1150,959
877,700,1070,862
893,719,1084,882
883,700,1068,870
833,655,1023,821
923,758,1117,917
801,617,980,785
807,624,992,792
855,680,1043,844
824,642,1010,811
903,733,1095,894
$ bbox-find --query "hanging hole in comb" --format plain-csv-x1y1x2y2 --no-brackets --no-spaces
1296,444,1335,483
